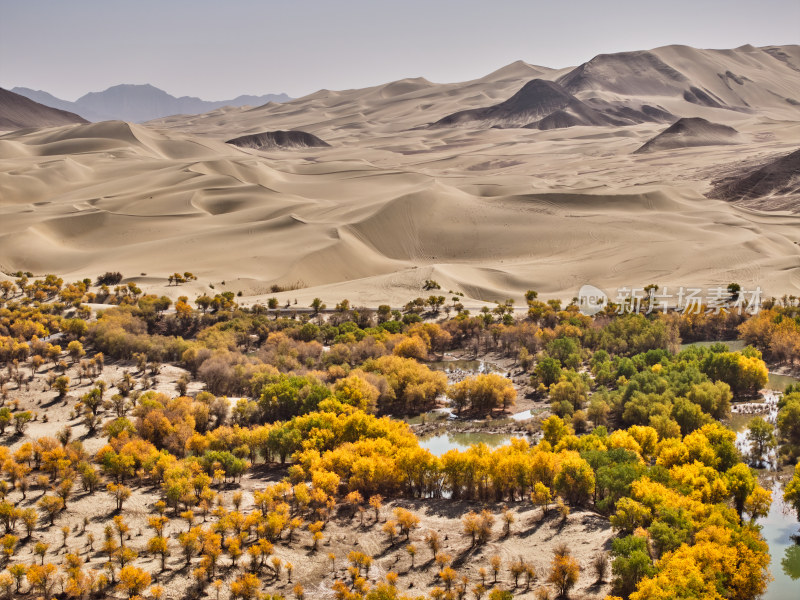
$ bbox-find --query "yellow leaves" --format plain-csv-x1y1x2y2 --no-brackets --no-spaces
630,561,722,600
632,532,770,600
784,462,800,520
737,354,769,393
393,507,420,539
362,355,447,412
629,478,706,524
547,554,580,597
710,477,730,504
627,425,659,459
553,452,595,506
393,336,428,360
311,469,341,496
654,437,688,468
147,535,169,556
395,445,440,493
683,430,720,468
656,424,732,471
333,372,380,413
744,485,772,522
610,498,652,534
406,322,452,354
702,351,768,397
530,449,559,488
541,415,573,446
439,566,458,590
230,572,260,600
117,565,151,598
462,511,481,542
26,562,58,597
726,463,757,516
669,461,724,503
607,430,643,457
447,373,516,416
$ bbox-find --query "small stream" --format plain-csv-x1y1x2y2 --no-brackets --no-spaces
731,391,780,470
760,482,800,599
728,389,800,598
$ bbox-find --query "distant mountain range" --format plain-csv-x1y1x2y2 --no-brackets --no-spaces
147,43,800,141
0,87,88,130
11,84,291,123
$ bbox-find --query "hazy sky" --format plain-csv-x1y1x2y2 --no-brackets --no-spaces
2,0,798,100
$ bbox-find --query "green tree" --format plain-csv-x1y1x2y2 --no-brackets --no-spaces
554,454,595,506
611,535,655,598
746,417,775,467
784,463,800,521
778,397,800,446
541,415,573,446
53,375,70,399
13,411,33,435
67,340,85,363
310,298,326,315
726,463,756,518
534,357,562,387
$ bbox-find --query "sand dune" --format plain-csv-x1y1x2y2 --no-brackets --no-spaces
226,130,330,150
1,45,800,305
0,87,87,131
433,79,584,127
147,44,800,142
634,117,741,153
434,78,674,130
709,148,800,211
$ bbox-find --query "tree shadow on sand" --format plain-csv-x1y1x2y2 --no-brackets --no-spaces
452,543,484,569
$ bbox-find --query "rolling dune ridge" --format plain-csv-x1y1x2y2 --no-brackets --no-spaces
1,45,800,305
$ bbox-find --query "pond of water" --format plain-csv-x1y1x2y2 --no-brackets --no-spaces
767,373,800,392
417,431,526,456
404,408,454,426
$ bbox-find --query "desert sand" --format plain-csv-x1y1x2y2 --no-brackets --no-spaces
1,44,800,308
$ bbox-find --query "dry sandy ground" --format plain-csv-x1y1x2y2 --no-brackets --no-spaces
4,356,612,600
1,44,800,308
6,478,613,600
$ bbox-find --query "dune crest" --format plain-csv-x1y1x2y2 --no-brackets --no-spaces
2,44,800,302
